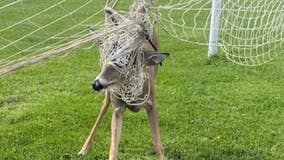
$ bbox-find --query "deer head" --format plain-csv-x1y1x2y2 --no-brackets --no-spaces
91,5,169,94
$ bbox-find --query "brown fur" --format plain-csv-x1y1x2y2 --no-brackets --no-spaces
78,30,165,160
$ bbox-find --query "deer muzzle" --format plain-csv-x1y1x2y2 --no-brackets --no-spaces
92,79,104,91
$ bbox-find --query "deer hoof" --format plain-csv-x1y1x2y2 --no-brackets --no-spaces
77,149,88,157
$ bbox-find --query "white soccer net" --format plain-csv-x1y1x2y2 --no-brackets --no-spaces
0,0,106,75
0,0,283,76
152,0,284,66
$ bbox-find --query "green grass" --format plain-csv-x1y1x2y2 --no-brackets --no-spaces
1,1,284,160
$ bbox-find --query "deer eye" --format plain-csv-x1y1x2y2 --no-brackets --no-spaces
110,59,122,68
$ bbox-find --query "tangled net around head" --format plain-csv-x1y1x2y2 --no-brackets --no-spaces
98,0,153,105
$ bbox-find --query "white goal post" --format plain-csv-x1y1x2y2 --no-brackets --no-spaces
208,0,222,57
0,0,283,77
152,0,284,66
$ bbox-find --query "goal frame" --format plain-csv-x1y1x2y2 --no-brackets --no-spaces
208,0,222,57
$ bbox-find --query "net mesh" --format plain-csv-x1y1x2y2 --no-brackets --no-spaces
97,2,153,105
0,0,283,75
0,0,106,73
152,0,284,66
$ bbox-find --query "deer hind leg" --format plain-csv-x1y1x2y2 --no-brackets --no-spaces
78,91,110,156
146,102,165,160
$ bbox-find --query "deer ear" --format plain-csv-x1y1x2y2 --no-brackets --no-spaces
104,7,126,25
104,7,115,17
144,52,169,66
89,27,103,45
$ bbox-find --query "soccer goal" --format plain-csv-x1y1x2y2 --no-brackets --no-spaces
151,0,284,66
0,0,283,77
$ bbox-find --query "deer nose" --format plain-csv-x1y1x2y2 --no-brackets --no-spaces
92,80,104,91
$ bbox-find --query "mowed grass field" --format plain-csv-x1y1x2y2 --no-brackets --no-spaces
1,0,284,160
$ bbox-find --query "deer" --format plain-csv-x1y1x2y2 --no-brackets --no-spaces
78,2,169,160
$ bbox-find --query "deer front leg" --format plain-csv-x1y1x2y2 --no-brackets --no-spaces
146,102,165,160
78,91,110,156
109,106,126,160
